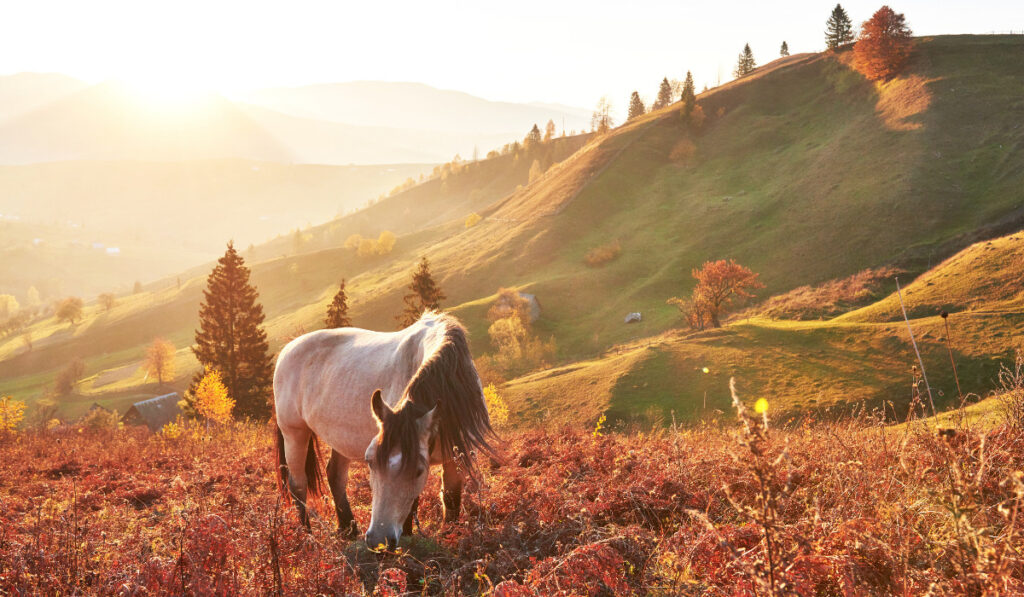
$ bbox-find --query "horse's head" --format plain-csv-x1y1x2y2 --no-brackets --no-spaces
363,389,436,551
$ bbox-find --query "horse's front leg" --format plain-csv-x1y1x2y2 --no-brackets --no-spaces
440,460,464,523
326,450,359,538
402,496,420,536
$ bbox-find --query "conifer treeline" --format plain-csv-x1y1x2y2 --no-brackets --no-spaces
191,242,274,420
190,244,448,421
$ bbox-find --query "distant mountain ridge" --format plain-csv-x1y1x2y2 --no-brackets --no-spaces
0,74,591,164
241,80,591,134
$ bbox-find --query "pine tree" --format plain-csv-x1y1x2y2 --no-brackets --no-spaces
192,242,274,420
734,44,756,78
524,123,542,151
325,279,351,328
825,4,854,50
780,41,790,56
680,71,696,119
627,91,645,120
653,77,673,109
397,257,446,327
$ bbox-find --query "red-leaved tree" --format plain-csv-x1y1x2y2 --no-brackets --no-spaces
853,6,913,81
688,259,764,328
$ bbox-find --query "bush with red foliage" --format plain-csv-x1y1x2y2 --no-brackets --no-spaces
0,410,1022,594
854,6,914,81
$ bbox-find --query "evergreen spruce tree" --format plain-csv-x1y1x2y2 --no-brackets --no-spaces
191,242,274,420
325,279,352,328
780,41,790,56
680,71,696,119
524,124,542,151
825,4,854,49
653,77,673,109
733,44,756,78
627,91,646,120
398,257,446,327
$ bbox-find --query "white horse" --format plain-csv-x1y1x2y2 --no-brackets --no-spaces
273,311,496,549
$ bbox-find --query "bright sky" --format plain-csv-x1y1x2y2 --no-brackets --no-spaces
2,0,1021,111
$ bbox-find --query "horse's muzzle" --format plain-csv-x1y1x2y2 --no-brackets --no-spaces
365,528,400,552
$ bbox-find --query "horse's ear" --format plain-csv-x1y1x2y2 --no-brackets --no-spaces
371,389,391,423
416,404,438,433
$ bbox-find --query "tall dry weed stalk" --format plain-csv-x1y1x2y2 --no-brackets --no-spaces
997,351,1024,430
719,377,796,596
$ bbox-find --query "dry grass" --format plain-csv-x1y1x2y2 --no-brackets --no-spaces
1,396,1022,594
744,266,900,321
583,240,622,268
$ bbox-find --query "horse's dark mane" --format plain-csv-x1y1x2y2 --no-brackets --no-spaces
375,312,496,478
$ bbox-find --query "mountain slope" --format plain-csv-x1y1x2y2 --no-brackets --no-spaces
4,35,1024,424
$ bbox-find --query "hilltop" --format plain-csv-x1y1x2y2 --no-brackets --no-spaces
3,35,1024,425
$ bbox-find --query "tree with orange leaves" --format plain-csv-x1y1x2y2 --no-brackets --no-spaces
192,369,235,425
683,259,764,328
853,6,913,81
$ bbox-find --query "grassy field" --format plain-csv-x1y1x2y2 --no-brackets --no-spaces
1,388,1022,594
3,35,1024,426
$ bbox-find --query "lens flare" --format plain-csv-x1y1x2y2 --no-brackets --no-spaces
702,367,710,374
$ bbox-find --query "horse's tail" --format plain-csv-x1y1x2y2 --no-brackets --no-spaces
274,424,290,501
305,433,326,504
274,424,327,506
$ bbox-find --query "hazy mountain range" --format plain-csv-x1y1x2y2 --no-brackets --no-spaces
0,73,592,165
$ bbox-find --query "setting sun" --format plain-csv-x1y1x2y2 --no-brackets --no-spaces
122,72,218,109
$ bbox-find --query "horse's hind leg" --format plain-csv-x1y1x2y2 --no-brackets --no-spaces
440,460,464,523
282,427,313,528
326,450,358,538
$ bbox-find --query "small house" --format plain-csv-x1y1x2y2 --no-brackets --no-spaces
121,393,182,432
518,293,542,322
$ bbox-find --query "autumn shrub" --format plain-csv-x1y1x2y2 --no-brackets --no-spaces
55,357,86,395
353,231,397,257
483,384,509,427
192,369,235,424
80,407,120,431
747,265,899,320
0,395,26,433
583,239,622,267
668,138,697,165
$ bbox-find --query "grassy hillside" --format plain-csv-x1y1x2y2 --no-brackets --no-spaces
502,223,1024,427
0,136,589,417
4,35,1024,424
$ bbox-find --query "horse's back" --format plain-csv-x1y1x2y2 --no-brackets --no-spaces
273,326,423,458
